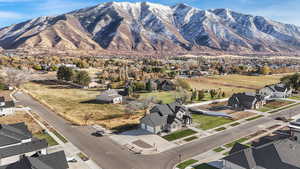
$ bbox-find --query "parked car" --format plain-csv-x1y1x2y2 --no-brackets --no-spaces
92,130,104,137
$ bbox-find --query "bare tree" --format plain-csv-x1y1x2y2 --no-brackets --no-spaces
1,67,32,87
83,113,93,126
124,96,157,117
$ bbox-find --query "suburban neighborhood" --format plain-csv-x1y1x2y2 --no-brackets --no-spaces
1,1,300,169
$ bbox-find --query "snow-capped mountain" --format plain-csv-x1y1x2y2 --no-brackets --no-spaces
1,1,300,54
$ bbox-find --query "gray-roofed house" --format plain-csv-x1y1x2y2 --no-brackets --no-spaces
223,138,300,169
0,97,15,116
140,102,192,134
0,150,69,169
0,123,48,166
228,92,266,110
259,83,292,99
96,89,122,104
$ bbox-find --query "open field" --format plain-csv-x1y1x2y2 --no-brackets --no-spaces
22,81,142,130
185,74,285,96
139,91,177,104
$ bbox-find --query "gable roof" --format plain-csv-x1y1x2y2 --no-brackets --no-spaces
0,97,4,102
0,151,69,169
264,83,290,93
97,89,122,101
0,139,48,159
224,138,300,169
140,112,167,127
229,143,249,155
0,123,32,147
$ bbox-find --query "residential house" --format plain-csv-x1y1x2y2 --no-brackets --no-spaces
223,122,300,169
155,79,176,91
0,123,48,166
228,92,266,110
96,89,122,104
0,151,69,169
0,97,15,116
223,138,300,169
259,83,292,99
140,102,192,134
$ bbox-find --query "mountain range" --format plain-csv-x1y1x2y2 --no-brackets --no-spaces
1,2,300,55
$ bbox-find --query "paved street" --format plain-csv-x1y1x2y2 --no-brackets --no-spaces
14,91,300,169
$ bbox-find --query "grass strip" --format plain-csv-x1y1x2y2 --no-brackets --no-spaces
213,147,225,152
184,136,198,142
246,115,264,121
177,159,198,169
163,129,197,141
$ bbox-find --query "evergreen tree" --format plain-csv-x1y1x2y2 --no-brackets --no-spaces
198,90,205,101
57,66,74,81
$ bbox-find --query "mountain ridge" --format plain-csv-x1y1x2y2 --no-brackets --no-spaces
1,1,300,55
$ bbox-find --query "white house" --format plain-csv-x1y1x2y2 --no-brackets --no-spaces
96,89,122,104
259,83,292,99
0,97,15,116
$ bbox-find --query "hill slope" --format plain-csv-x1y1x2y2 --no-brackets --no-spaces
1,2,300,54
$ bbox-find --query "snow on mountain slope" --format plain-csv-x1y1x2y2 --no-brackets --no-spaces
1,1,300,54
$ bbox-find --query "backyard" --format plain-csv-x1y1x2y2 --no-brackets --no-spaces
22,81,141,130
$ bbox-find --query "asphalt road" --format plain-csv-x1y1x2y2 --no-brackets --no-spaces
14,92,300,169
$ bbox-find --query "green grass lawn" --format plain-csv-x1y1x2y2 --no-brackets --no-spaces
184,136,198,142
193,163,218,169
139,91,177,104
245,115,264,121
51,129,68,143
213,147,225,152
224,137,249,148
163,129,197,141
177,159,198,169
258,100,295,112
192,114,234,130
34,132,58,147
230,122,241,127
289,96,300,100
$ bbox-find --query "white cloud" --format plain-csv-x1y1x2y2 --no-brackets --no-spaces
0,11,22,19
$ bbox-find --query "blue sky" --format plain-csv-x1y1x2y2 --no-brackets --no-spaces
0,0,299,28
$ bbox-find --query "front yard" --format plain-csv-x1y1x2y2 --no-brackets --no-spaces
258,100,295,112
192,114,234,130
162,129,197,141
22,81,141,130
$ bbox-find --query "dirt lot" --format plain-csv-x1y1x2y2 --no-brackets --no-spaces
22,81,142,130
195,101,256,120
0,111,43,134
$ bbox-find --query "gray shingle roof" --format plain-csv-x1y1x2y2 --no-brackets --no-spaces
0,151,69,169
0,139,48,158
140,113,167,127
224,139,300,169
0,97,4,102
0,123,32,147
97,89,122,102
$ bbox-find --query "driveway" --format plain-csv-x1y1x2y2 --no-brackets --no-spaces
14,91,300,169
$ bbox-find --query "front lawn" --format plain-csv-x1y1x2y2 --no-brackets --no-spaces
163,129,197,141
177,159,198,169
192,114,234,130
289,96,300,100
258,100,295,112
34,132,58,147
245,115,264,121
